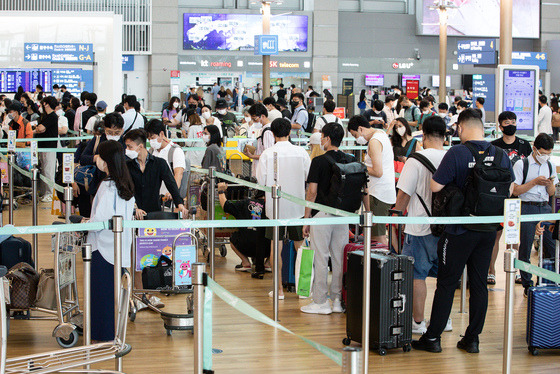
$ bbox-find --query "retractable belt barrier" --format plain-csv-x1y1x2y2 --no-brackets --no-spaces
514,259,560,284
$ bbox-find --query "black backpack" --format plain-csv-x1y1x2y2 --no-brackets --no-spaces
321,152,368,213
307,112,316,133
408,152,463,237
462,142,512,232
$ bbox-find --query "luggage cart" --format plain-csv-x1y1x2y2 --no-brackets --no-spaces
1,271,133,374
8,230,85,348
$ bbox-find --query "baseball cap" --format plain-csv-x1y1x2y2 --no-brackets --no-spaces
96,101,108,111
216,99,228,109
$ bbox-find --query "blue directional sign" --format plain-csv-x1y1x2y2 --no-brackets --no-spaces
472,74,495,113
254,35,279,56
457,39,496,52
24,43,94,64
122,55,135,71
457,39,497,65
512,52,547,70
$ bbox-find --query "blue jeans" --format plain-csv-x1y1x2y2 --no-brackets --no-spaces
519,202,555,288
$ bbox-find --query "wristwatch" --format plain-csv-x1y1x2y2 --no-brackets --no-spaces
218,190,225,195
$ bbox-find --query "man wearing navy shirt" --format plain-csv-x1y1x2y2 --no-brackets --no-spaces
412,109,514,354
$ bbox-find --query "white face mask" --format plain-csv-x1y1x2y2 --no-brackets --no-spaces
7,113,14,120
356,136,368,145
244,116,251,123
201,111,211,120
38,106,44,114
438,112,447,118
535,150,550,164
320,138,328,152
173,102,179,109
218,109,227,115
149,138,162,151
202,134,210,144
95,158,107,173
252,122,263,130
56,109,64,117
106,134,121,141
423,110,430,114
0,106,5,114
396,127,406,137
457,109,463,115
125,149,138,159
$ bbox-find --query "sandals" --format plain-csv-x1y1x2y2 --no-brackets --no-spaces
487,274,496,285
515,274,523,284
235,263,252,272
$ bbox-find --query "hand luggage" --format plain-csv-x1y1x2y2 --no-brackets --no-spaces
526,237,560,355
343,249,413,355
281,239,297,292
0,236,34,270
6,262,40,309
142,255,173,290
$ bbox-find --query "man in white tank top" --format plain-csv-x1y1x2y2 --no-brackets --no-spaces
348,115,396,245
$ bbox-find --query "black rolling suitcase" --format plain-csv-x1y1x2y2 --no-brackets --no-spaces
343,248,413,355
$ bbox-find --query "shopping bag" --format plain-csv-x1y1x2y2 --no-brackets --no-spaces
295,239,314,297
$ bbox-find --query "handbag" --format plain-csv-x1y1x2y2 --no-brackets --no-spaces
141,255,173,290
74,164,97,191
295,239,314,298
6,262,39,309
35,269,57,310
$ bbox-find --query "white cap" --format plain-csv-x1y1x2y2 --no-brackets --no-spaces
309,132,322,145
189,84,197,89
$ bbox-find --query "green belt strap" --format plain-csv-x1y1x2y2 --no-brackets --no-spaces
203,286,213,371
514,259,560,284
206,277,343,366
0,148,78,153
0,135,92,143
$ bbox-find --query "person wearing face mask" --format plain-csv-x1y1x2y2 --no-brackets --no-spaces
486,111,532,285
390,118,421,163
314,100,339,133
162,96,181,125
244,104,273,175
263,97,282,122
363,99,387,130
437,103,451,126
448,100,468,133
214,99,238,138
238,107,252,137
418,100,435,129
301,122,369,315
290,93,307,138
52,84,63,101
85,101,107,134
348,115,396,244
87,140,135,342
399,96,421,130
81,92,98,132
146,119,188,203
201,124,225,172
200,105,222,137
512,133,558,295
6,102,33,147
382,95,396,125
33,96,60,202
413,109,514,354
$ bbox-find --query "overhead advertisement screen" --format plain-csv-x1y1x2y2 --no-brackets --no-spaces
418,0,539,38
183,13,308,52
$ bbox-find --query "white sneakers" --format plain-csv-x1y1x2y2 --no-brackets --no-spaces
444,318,453,332
412,320,427,334
268,290,285,300
41,195,53,203
301,297,344,314
301,301,332,315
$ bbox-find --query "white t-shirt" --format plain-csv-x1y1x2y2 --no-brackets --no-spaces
314,113,339,132
85,113,105,133
153,142,187,195
202,116,223,137
538,105,553,135
513,154,558,202
364,131,397,204
397,148,447,236
257,141,311,220
123,108,143,132
268,109,282,123
186,124,205,166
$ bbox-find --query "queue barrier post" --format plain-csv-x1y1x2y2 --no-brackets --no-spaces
360,211,373,374
7,153,14,225
207,167,216,279
193,262,206,374
82,243,92,370
64,185,73,224
460,268,468,313
342,347,362,374
31,168,39,270
272,184,280,322
111,215,123,371
502,247,516,374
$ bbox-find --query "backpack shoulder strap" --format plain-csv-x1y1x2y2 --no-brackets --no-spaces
405,138,418,158
463,141,485,164
522,157,529,185
168,144,177,169
548,160,553,178
323,152,337,167
492,145,504,166
408,152,436,174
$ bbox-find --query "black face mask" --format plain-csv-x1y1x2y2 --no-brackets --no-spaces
501,125,517,136
188,104,197,109
291,100,299,106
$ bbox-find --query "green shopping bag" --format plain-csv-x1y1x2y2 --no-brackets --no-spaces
296,240,314,297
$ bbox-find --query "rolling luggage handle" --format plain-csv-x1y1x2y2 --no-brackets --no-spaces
391,293,406,314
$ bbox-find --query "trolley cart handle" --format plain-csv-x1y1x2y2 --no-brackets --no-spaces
172,231,200,289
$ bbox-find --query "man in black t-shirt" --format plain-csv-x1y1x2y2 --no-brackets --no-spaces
276,84,287,101
487,111,532,284
34,96,60,202
301,122,369,315
362,99,387,129
218,182,270,278
81,92,98,131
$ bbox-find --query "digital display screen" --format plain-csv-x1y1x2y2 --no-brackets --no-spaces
365,74,384,86
432,75,451,88
419,0,539,38
401,75,420,87
183,13,308,52
0,68,93,96
502,69,536,131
